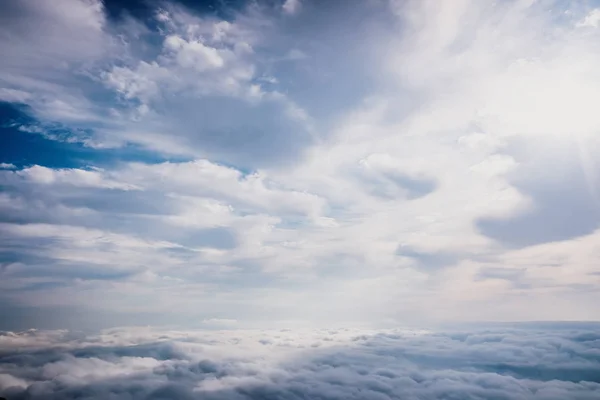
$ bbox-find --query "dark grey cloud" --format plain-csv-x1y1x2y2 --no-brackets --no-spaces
1,324,599,399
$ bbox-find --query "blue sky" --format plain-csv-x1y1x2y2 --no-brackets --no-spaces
1,0,600,330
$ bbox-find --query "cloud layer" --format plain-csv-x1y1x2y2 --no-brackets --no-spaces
1,0,600,328
1,324,600,399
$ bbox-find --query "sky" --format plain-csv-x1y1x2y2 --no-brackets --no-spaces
1,0,600,331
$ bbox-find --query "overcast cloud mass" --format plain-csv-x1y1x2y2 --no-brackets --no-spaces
1,324,600,399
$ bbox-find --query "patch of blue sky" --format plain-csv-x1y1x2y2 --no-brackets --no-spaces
103,0,247,23
0,102,192,170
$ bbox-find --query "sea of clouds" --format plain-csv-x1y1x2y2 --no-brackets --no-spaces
1,323,599,399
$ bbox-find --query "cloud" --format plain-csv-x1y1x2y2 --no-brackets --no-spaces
94,2,316,166
10,165,139,190
578,9,600,28
201,318,238,328
0,89,30,104
0,0,115,124
282,0,302,15
1,0,600,327
1,324,600,399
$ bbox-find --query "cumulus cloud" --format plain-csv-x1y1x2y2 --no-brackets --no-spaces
1,325,600,399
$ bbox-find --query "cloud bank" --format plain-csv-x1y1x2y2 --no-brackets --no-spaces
1,0,600,328
1,324,600,399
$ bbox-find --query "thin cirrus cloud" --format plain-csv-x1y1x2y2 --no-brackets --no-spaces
0,0,600,331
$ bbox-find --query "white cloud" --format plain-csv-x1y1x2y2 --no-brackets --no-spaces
91,5,315,164
164,35,225,70
0,0,115,123
118,160,326,217
9,165,139,190
578,9,600,28
0,88,31,103
102,9,258,103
